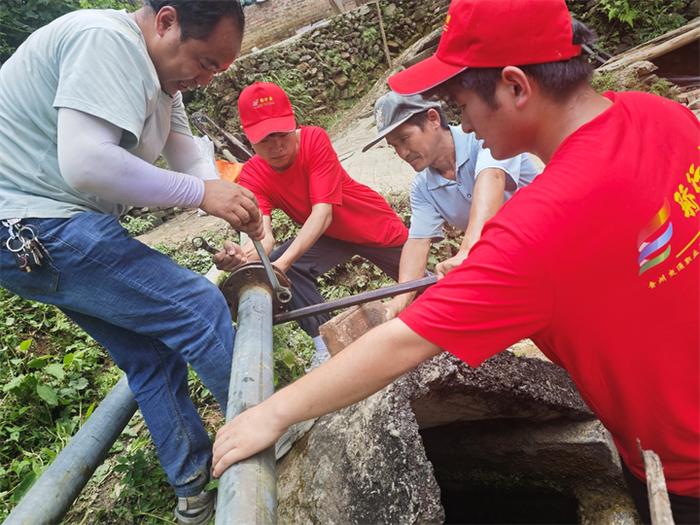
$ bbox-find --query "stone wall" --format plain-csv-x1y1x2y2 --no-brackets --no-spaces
241,0,354,54
190,0,448,135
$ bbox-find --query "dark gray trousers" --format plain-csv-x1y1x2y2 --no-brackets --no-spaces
270,236,402,337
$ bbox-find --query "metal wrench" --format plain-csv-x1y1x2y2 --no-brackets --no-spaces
252,239,292,304
194,236,292,304
192,236,219,255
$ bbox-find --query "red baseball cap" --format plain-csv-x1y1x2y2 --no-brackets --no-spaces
238,82,297,144
389,0,581,96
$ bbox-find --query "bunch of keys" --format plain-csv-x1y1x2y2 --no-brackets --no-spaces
5,223,49,272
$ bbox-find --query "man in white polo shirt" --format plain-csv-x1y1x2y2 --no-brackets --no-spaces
364,92,539,316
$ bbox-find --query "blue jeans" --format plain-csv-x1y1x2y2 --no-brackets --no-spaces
0,212,234,497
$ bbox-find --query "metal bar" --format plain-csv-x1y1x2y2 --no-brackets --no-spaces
216,284,277,524
4,376,137,525
274,275,437,325
252,239,292,304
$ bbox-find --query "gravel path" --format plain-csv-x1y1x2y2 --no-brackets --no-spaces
334,114,416,193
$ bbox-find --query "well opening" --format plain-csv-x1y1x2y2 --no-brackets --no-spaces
438,480,579,524
420,419,584,524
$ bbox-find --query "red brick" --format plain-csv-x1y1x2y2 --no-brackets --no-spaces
319,300,388,355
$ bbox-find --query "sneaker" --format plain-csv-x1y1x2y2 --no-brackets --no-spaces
174,489,216,525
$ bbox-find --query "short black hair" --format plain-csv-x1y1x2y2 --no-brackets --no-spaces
455,19,596,107
145,0,245,40
405,107,449,130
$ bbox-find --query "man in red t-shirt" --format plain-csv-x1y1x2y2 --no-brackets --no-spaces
212,2,699,521
214,82,408,365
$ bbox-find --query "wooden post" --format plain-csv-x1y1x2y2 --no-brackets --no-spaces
638,440,674,525
375,1,392,67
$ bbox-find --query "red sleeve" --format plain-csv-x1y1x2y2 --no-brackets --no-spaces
399,221,552,367
239,159,274,216
303,127,343,206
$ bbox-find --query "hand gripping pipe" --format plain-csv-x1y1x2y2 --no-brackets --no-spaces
216,280,277,524
3,376,137,525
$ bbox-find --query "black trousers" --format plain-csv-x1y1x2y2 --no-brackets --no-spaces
622,461,700,524
270,236,402,337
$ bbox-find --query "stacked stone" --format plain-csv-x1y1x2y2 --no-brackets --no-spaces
190,0,448,133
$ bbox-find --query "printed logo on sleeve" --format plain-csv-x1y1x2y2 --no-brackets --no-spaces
643,154,700,289
638,200,672,275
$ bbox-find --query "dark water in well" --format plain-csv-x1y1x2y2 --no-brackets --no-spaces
440,486,579,524
420,420,581,524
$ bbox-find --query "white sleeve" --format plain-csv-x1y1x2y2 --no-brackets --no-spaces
56,108,204,208
474,140,522,192
162,131,220,181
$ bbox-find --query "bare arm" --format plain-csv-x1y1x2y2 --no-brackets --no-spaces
268,203,333,273
385,238,432,318
436,168,505,278
212,318,441,477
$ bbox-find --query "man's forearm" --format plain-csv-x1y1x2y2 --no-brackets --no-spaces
211,318,442,476
242,235,274,261
243,215,275,260
393,238,431,308
462,168,506,251
57,108,204,208
275,206,332,270
272,319,441,426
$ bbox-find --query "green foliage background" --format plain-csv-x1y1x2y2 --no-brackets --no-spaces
566,0,695,54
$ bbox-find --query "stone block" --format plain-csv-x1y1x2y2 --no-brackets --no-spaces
277,382,445,524
318,299,388,355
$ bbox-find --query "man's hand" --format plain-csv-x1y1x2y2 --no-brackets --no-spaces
200,180,264,240
436,249,469,279
241,216,276,262
242,242,258,262
213,240,248,272
212,403,286,478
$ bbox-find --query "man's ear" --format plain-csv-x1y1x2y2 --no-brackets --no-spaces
154,6,179,38
500,66,532,110
426,108,442,129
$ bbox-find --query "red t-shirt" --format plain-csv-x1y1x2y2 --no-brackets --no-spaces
239,126,407,247
400,92,700,497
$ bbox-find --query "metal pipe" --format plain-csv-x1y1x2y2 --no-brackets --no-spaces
4,376,137,525
216,283,277,524
274,275,438,325
252,239,292,304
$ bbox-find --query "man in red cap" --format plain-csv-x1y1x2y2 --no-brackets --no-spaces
214,81,408,368
211,2,699,521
